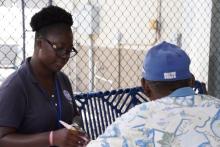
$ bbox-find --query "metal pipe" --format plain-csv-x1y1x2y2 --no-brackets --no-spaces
157,0,162,40
49,0,53,6
89,34,94,91
117,31,123,88
21,0,26,60
118,45,121,88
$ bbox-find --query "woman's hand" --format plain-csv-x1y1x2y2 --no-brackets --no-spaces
53,128,90,147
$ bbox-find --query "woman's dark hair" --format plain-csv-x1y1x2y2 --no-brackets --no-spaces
30,5,73,33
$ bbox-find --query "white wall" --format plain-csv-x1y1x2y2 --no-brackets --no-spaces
160,0,212,83
72,0,158,48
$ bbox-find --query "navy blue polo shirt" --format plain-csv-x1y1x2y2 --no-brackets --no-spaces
0,58,78,133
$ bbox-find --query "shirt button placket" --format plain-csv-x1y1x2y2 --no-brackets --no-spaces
51,94,57,107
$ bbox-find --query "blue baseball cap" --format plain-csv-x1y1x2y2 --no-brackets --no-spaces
142,41,192,81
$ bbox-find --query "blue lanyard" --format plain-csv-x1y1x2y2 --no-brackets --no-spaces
55,79,62,128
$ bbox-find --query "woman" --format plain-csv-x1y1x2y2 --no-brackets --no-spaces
0,5,89,147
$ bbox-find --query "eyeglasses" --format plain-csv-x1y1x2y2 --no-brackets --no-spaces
43,38,78,58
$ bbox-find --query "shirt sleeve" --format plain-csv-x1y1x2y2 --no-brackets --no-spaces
87,103,144,147
0,77,26,128
87,124,125,147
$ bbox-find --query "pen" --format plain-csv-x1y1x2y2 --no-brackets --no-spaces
59,120,77,131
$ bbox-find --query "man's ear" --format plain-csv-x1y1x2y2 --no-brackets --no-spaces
141,78,152,98
189,74,195,87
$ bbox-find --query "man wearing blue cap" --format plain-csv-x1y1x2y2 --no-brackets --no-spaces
87,41,220,146
141,41,193,100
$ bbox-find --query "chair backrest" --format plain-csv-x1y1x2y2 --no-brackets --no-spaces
194,80,207,94
75,87,148,139
75,80,207,139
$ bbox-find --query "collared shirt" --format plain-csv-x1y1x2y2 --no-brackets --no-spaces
88,87,220,147
0,57,78,133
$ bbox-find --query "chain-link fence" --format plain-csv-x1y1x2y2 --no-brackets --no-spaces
0,0,219,97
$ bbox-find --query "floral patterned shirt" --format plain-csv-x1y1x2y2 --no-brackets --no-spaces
87,87,220,147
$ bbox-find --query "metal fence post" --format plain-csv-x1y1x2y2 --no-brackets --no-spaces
21,0,26,61
208,0,220,98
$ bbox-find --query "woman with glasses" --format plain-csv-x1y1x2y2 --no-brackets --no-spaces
0,5,89,147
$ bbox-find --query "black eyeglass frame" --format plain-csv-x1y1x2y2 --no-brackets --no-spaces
42,38,78,57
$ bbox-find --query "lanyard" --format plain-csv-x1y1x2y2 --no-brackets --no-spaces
55,79,62,128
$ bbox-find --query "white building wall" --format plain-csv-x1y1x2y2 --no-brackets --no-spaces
160,0,212,83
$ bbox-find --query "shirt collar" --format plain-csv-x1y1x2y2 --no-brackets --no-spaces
23,57,38,83
24,57,58,84
168,87,196,97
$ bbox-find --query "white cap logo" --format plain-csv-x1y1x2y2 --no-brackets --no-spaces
164,72,176,79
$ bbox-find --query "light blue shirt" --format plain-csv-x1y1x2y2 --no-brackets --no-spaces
87,87,220,147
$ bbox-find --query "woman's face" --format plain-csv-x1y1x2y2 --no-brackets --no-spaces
37,27,74,72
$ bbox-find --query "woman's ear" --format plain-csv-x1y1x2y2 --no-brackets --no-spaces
36,38,43,50
141,78,152,98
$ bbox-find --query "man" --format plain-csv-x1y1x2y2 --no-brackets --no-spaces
87,41,220,146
